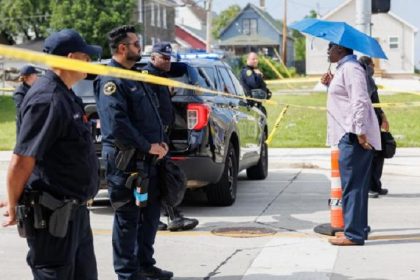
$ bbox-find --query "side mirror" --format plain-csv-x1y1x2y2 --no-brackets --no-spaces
250,89,267,99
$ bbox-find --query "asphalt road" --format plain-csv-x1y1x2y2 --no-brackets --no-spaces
1,148,420,280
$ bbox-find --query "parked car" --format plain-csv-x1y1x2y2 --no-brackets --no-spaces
73,55,268,206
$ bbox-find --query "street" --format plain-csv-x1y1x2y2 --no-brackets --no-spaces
1,148,420,280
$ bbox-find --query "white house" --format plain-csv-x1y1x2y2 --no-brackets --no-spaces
305,0,418,76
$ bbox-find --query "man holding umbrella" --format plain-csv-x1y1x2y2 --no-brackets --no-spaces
290,19,386,246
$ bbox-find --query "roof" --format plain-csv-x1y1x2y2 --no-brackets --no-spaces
176,24,216,44
179,0,207,23
219,3,292,39
323,0,418,32
218,34,279,46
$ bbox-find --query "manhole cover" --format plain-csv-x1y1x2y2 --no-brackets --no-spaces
211,227,277,238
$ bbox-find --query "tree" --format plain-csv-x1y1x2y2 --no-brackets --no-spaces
293,9,317,61
0,0,51,42
49,0,138,58
211,5,241,39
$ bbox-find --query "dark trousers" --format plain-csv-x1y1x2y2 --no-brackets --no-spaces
111,176,161,280
26,206,97,280
370,151,384,192
338,133,374,245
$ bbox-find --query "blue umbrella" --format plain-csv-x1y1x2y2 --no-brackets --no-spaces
289,18,387,59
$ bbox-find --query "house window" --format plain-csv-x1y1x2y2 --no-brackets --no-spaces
389,36,399,49
163,7,167,29
151,3,155,26
138,0,143,23
242,19,257,35
157,4,161,28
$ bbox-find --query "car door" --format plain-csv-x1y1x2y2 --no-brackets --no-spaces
216,66,258,161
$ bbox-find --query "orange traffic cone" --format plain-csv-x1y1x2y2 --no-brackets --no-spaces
314,146,344,236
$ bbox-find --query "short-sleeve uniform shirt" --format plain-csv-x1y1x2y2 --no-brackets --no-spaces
15,70,99,201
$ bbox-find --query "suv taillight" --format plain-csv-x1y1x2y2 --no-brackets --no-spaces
187,103,211,130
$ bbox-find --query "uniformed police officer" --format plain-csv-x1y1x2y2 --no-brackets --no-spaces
94,25,173,280
2,29,101,280
142,42,199,232
240,52,272,114
13,65,40,133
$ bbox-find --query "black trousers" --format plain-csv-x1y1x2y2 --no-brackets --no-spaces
26,206,97,280
370,151,384,192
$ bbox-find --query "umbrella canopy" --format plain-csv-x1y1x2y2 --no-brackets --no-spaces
289,18,387,59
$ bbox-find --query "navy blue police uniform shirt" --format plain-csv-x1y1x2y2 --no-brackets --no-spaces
14,70,99,201
141,62,174,127
94,59,163,152
13,82,30,111
240,65,270,97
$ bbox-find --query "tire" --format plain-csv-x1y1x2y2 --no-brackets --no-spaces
206,144,238,206
246,132,268,180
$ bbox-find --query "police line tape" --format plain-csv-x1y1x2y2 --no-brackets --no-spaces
0,87,14,92
266,105,289,145
0,44,276,105
266,77,320,85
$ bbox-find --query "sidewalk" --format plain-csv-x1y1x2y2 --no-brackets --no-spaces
244,148,420,280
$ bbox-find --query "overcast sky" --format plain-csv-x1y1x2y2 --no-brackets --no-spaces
212,0,420,67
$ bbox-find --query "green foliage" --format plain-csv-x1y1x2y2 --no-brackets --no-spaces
49,0,138,58
0,0,50,41
0,95,16,150
212,5,241,39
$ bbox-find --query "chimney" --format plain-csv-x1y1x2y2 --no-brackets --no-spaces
260,0,265,11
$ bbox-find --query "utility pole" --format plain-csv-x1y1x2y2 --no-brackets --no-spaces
205,0,213,52
355,0,372,35
281,0,288,64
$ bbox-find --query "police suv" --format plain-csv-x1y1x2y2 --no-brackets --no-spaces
73,54,268,206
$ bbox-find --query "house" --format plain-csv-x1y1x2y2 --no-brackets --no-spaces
217,3,295,66
173,0,217,50
305,0,418,76
136,0,176,46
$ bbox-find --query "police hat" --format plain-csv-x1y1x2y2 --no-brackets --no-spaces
152,42,172,57
43,29,102,57
19,65,40,76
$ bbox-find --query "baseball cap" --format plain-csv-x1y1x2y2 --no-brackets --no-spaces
43,29,102,57
152,42,172,57
19,65,40,76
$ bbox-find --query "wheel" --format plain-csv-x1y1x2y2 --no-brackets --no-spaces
246,132,268,180
206,144,238,206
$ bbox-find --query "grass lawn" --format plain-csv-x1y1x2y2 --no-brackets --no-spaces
0,95,16,150
1,93,420,150
266,93,420,147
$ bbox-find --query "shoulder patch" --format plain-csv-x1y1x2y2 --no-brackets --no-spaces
141,70,149,74
246,70,253,76
103,81,117,96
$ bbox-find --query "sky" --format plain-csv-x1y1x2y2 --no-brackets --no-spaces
211,0,420,68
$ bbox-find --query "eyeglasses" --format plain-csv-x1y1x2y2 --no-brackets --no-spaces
123,41,141,48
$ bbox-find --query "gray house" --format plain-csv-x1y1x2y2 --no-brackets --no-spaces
218,3,294,66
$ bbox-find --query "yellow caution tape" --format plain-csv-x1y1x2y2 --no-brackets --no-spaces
0,87,15,92
0,44,273,105
372,101,420,108
266,105,289,145
266,77,320,85
260,56,284,80
376,84,420,96
273,48,292,78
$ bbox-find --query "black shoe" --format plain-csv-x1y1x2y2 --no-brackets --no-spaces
378,188,388,195
369,191,379,198
158,221,167,231
139,266,173,280
168,216,199,231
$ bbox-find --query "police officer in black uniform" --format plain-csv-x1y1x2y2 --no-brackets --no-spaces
240,52,272,114
142,42,199,232
13,65,40,133
2,29,101,280
94,25,173,280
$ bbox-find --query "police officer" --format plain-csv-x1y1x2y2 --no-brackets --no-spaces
13,65,40,133
142,42,199,232
94,25,173,280
2,29,101,279
240,52,272,114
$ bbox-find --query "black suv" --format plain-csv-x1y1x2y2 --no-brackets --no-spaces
73,56,268,206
